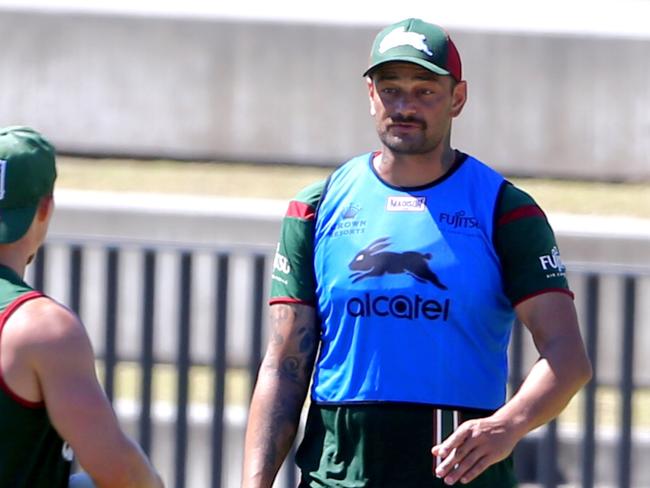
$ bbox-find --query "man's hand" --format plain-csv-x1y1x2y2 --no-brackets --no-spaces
431,291,592,485
431,416,519,485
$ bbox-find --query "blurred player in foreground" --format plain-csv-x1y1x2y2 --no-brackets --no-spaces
242,18,592,487
0,126,164,488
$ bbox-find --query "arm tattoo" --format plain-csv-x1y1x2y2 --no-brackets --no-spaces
255,304,318,470
261,387,304,468
265,305,318,385
269,306,291,345
298,326,317,354
270,326,284,346
247,304,319,478
280,356,300,382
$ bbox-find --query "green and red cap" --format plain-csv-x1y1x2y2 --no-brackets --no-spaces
363,18,462,81
0,126,56,243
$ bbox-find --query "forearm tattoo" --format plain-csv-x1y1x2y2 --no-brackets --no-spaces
261,386,304,469
265,305,318,385
269,305,290,346
255,304,318,472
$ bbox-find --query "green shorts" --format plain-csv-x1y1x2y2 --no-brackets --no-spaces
296,402,517,488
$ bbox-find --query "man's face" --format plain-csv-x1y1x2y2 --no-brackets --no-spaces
367,62,466,155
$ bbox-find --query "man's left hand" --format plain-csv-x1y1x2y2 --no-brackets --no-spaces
431,416,518,485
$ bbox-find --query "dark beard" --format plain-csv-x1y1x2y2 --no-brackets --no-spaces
378,130,440,155
377,115,439,155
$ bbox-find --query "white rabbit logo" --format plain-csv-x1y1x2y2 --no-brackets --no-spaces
379,27,434,56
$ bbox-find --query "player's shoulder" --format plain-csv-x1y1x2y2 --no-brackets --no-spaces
9,296,85,347
496,181,548,225
283,179,328,222
499,182,537,209
294,179,327,206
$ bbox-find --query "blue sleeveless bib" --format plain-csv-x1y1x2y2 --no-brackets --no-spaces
312,153,515,410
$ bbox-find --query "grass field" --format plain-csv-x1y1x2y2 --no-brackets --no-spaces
98,362,650,431
57,156,650,219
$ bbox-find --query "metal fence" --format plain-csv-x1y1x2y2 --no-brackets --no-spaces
511,265,650,487
24,237,650,488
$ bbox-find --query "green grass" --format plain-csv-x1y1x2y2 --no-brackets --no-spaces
57,156,650,219
560,387,650,430
57,157,332,201
511,178,650,220
96,362,251,407
97,361,650,430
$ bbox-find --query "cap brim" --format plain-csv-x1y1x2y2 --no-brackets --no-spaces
0,206,38,244
363,57,452,78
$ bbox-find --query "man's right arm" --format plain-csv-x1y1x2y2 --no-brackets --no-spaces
22,299,164,488
242,303,318,488
242,180,324,487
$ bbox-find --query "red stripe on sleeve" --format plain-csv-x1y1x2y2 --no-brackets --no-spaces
498,205,546,227
513,288,575,307
269,297,315,306
286,201,315,220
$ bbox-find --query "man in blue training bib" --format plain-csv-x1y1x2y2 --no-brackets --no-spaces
242,18,592,487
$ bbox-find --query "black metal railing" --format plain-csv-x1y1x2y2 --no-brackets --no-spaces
26,240,649,488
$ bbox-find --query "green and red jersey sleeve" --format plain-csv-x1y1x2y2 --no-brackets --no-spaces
269,180,572,306
495,182,572,305
269,180,325,305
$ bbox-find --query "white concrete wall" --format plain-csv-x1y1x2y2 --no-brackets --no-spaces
49,190,650,265
0,2,648,180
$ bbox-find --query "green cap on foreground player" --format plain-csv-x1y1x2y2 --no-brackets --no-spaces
0,126,57,243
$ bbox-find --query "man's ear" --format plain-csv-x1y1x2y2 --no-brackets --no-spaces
36,195,54,222
450,80,468,117
367,77,377,116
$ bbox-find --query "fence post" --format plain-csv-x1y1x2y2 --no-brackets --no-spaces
211,254,229,488
103,247,119,402
539,420,559,488
174,252,193,488
248,254,266,400
33,245,46,291
582,274,599,488
69,245,83,315
618,276,636,488
139,249,156,456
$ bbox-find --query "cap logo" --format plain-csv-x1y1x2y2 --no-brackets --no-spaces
0,160,6,200
378,26,433,56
